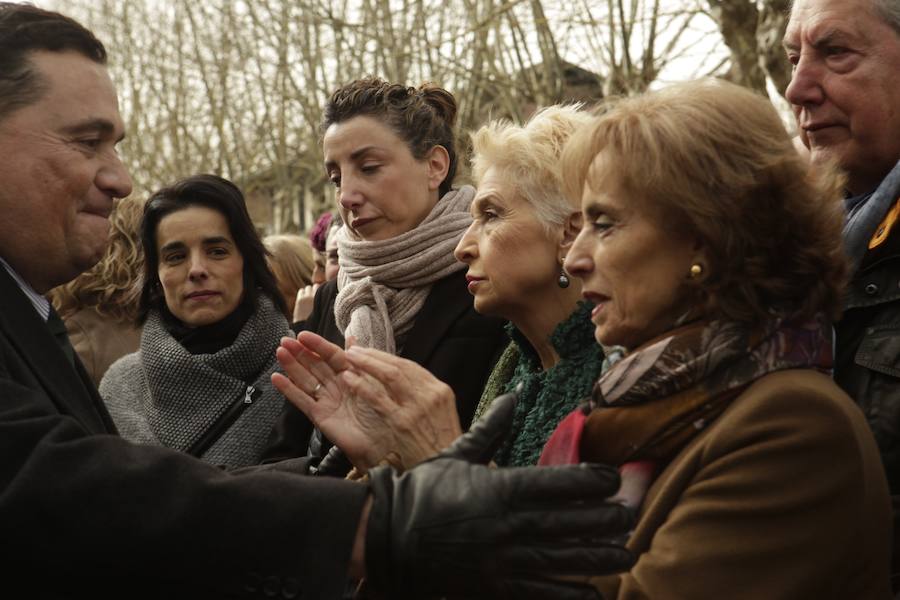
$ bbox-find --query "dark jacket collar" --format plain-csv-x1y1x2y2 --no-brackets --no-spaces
0,266,114,434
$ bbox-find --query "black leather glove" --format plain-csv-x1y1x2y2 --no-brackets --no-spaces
365,392,634,599
311,444,353,477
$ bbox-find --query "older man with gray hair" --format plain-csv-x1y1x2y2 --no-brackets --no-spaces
785,0,900,591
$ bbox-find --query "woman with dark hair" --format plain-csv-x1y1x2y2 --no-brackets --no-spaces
262,77,506,469
100,174,294,468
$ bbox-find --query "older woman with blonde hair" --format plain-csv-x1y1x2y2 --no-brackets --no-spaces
272,104,606,472
533,79,890,597
49,194,145,386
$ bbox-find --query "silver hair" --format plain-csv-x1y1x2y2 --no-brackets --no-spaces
790,0,900,34
874,0,900,34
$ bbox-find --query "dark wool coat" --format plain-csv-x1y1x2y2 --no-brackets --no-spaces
0,265,367,599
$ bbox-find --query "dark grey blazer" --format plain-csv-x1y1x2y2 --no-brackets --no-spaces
0,265,367,599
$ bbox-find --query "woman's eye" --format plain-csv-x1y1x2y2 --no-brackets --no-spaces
209,247,228,257
163,253,184,264
590,218,613,232
328,174,341,187
361,164,380,174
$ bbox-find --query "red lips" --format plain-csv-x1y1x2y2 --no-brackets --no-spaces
185,290,219,300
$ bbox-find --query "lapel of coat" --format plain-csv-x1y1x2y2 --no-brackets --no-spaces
400,269,471,364
0,267,114,434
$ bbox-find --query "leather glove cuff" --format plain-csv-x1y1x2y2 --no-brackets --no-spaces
363,465,395,596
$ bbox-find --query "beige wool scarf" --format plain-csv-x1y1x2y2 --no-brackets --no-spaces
334,185,475,353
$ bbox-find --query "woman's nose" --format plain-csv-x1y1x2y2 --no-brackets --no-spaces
338,176,363,211
454,223,479,263
187,253,209,280
564,229,593,278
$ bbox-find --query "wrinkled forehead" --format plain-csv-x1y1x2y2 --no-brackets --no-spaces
787,0,883,35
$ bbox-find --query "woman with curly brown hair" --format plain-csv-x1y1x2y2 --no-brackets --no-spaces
49,194,145,386
538,79,891,598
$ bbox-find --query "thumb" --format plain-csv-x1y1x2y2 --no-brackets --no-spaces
439,390,518,464
345,335,356,350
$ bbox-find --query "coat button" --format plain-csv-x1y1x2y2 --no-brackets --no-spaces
282,577,301,599
243,572,262,593
865,283,879,295
263,575,281,597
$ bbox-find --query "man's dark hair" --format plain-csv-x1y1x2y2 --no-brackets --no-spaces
0,2,107,119
138,174,288,323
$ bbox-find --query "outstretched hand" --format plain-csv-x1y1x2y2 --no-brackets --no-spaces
273,332,464,472
272,332,392,470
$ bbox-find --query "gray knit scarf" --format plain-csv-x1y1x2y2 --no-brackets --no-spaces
334,186,474,353
101,293,291,468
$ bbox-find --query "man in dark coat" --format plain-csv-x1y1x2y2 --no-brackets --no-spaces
784,0,900,589
0,4,633,598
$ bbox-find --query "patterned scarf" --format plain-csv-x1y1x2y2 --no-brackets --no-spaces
540,316,833,475
333,186,474,353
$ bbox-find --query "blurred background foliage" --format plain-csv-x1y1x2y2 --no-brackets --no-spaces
47,0,791,233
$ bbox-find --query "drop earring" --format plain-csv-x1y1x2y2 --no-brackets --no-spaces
558,266,570,289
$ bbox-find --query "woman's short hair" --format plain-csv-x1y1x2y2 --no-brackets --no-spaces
562,78,848,325
138,174,287,322
471,104,594,232
263,233,315,315
50,194,145,323
323,77,459,197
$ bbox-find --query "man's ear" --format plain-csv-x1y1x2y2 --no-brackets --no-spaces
558,210,583,262
425,145,451,192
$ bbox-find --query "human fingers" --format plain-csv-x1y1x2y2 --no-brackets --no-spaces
293,284,318,322
340,368,398,416
440,392,516,464
494,543,634,576
499,502,633,542
272,364,317,419
297,330,350,373
489,576,605,600
344,346,427,393
505,463,624,505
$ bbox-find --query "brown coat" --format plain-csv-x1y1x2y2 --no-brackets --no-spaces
591,369,892,600
65,307,141,387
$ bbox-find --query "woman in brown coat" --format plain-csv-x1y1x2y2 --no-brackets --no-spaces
540,79,891,598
